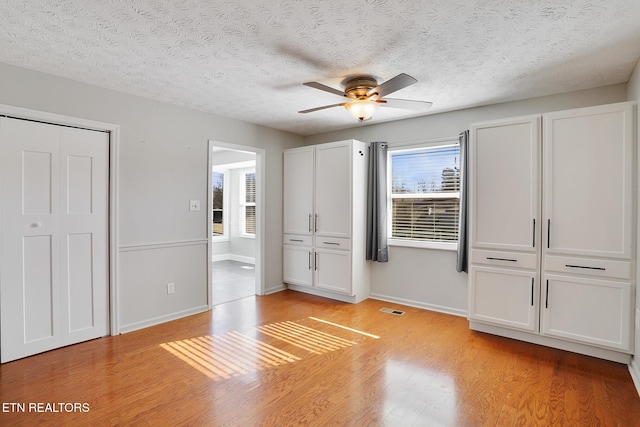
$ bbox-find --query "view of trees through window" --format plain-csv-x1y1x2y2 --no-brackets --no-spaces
212,171,224,236
390,144,460,242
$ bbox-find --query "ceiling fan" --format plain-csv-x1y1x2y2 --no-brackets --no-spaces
298,73,433,121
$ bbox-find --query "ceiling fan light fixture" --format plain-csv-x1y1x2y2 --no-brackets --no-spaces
345,100,378,121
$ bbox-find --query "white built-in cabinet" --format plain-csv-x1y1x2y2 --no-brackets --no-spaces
468,102,636,363
283,140,370,303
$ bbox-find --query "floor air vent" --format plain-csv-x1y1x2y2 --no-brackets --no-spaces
380,308,405,316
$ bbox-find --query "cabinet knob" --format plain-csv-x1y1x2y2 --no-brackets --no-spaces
31,222,42,228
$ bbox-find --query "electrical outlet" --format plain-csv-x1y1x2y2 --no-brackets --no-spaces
167,282,175,294
636,309,640,331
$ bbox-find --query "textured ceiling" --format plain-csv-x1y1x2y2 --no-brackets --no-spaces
0,1,639,136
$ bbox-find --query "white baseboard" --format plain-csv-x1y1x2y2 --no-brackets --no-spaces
264,284,287,295
287,284,358,303
118,305,209,334
368,293,467,318
211,254,255,264
630,357,640,398
471,321,631,364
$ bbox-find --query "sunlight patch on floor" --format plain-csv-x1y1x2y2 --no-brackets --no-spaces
160,331,300,381
257,320,358,354
161,317,379,380
308,316,381,339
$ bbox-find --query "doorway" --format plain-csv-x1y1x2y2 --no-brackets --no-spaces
207,141,265,306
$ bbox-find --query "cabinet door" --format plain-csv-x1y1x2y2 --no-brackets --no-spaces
283,245,313,287
470,116,540,252
543,103,634,259
468,266,538,332
315,249,352,295
315,141,351,238
541,274,632,351
284,147,314,235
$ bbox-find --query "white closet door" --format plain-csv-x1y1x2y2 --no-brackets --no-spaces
470,115,540,251
283,245,313,287
315,248,352,295
543,103,633,258
283,146,314,235
0,118,109,363
315,141,351,238
59,126,109,345
541,274,632,351
468,265,538,332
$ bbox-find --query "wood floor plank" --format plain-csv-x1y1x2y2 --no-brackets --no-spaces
1,290,639,426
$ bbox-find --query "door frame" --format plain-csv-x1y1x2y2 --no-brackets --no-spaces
207,140,265,305
0,103,121,335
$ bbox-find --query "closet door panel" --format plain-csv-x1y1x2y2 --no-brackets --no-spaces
283,146,314,236
468,266,538,332
283,245,313,287
541,274,632,352
59,126,109,342
470,116,540,251
315,249,352,295
315,141,351,238
543,103,633,258
0,118,62,362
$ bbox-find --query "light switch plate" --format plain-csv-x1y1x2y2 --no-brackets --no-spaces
189,200,200,211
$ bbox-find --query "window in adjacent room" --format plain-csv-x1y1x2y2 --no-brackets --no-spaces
388,140,460,250
212,168,229,241
240,169,256,236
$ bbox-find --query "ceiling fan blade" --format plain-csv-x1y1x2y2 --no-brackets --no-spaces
298,103,347,114
367,73,418,99
303,81,347,98
378,98,433,111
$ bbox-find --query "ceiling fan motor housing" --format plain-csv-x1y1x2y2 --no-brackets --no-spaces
344,76,378,99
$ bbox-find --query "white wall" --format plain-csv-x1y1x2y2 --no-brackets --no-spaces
0,62,304,332
305,84,628,315
628,58,640,391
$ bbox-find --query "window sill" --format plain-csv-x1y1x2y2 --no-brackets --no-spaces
388,239,458,251
240,234,256,239
211,236,230,243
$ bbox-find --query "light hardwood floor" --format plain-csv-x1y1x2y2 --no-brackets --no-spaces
1,290,639,426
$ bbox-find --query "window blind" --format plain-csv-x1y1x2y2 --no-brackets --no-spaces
389,144,460,243
244,172,256,234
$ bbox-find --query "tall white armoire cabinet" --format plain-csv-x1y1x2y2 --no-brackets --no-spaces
283,139,370,303
468,102,636,363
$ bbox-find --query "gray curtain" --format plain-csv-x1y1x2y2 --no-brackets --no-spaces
456,130,469,273
366,141,388,262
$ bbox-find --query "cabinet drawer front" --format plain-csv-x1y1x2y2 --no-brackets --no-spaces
471,249,538,269
544,255,631,280
316,237,351,250
284,234,313,246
